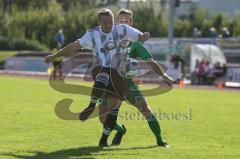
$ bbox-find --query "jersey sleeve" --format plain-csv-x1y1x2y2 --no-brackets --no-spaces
125,25,142,42
129,42,153,60
77,31,93,50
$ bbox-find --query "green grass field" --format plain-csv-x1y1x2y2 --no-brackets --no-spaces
0,76,240,159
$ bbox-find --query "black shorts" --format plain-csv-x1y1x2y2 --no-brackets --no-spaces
91,66,125,100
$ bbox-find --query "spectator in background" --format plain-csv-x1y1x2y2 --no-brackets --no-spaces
213,61,222,77
54,29,65,50
219,27,230,38
170,53,185,78
203,60,214,85
192,60,227,85
52,29,65,80
222,63,227,75
191,59,200,84
192,27,201,38
198,59,207,84
213,61,227,78
209,27,217,38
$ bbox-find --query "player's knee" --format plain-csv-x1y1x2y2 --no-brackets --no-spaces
95,72,110,87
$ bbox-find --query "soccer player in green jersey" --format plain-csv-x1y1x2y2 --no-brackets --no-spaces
96,9,173,147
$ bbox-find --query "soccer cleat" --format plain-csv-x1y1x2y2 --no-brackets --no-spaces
111,125,127,146
79,103,95,121
157,140,170,148
99,138,109,147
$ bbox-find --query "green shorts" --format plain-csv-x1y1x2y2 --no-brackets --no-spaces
99,77,145,106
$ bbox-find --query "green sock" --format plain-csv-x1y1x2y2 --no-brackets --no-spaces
147,113,163,143
113,123,124,134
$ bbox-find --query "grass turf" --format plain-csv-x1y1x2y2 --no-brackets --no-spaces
0,76,240,159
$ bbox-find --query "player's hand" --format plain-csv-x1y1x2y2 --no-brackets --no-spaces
138,32,150,42
45,55,55,64
162,73,174,83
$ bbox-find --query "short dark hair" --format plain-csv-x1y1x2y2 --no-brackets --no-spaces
98,8,114,22
117,9,133,19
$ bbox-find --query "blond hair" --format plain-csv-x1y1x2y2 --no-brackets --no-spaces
117,8,133,20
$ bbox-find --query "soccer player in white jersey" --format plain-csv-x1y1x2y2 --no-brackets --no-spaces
95,9,172,148
45,8,150,147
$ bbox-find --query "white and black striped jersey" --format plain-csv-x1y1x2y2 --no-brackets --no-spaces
78,24,141,76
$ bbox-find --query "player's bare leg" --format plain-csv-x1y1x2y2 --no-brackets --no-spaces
99,97,122,147
79,67,110,121
98,98,126,146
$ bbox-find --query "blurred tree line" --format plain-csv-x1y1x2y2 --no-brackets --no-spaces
0,0,240,51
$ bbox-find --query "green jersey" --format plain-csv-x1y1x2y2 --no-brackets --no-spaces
129,41,153,60
100,42,152,105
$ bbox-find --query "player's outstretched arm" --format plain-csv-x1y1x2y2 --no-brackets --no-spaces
125,25,150,43
45,41,81,63
147,58,174,83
